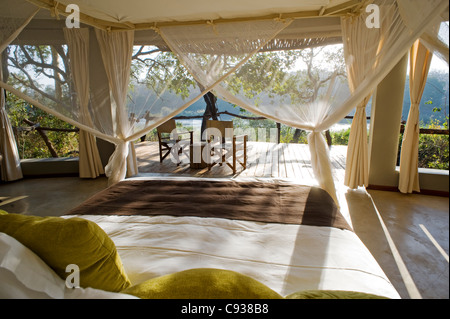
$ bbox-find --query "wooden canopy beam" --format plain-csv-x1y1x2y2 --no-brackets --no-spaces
26,0,365,32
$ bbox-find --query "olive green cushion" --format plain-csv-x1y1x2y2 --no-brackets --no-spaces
285,290,389,299
123,268,283,299
0,212,130,292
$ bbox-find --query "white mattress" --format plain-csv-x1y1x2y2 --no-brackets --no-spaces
65,175,400,299
66,213,400,299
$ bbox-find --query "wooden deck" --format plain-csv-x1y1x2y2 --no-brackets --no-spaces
135,141,347,184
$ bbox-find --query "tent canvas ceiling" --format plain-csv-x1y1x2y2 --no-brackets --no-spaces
26,0,352,24
3,0,346,51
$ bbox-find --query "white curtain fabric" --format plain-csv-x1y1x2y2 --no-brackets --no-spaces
63,28,104,179
343,99,370,189
95,29,137,185
0,59,23,181
420,22,449,66
397,0,449,66
398,40,433,193
159,0,448,203
0,8,39,54
159,19,344,203
420,31,449,65
0,0,448,191
340,11,385,189
0,7,39,181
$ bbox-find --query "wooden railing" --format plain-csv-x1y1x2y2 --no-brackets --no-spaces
13,114,448,158
14,119,79,158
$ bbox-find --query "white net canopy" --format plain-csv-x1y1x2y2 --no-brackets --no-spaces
0,0,448,199
157,0,448,200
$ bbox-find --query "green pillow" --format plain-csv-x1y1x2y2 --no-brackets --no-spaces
285,290,389,299
0,212,131,292
122,268,283,299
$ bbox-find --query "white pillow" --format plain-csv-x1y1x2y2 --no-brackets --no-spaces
0,232,138,299
0,232,65,298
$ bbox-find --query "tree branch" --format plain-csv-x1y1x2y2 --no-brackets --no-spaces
132,46,161,60
23,118,59,158
18,45,67,80
173,110,266,121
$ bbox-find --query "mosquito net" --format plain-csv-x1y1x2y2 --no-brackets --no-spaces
0,1,40,181
0,0,448,200
157,0,448,200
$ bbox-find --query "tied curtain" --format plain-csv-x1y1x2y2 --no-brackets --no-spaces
0,0,448,199
158,0,448,202
398,40,433,193
94,29,138,185
157,18,342,202
340,12,383,189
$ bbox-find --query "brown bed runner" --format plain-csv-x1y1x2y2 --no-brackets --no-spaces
65,179,352,231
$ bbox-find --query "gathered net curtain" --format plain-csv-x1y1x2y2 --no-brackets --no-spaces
398,40,434,193
420,21,449,66
0,0,448,197
0,2,39,181
94,29,138,184
158,0,449,201
340,12,382,189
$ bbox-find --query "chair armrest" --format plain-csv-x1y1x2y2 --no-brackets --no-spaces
176,130,193,135
173,130,193,142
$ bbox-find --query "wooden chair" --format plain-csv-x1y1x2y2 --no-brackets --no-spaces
156,119,193,165
205,120,247,174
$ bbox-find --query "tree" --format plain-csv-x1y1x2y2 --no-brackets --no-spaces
7,45,75,109
130,44,347,144
226,46,346,143
5,45,79,158
131,46,221,139
6,42,347,160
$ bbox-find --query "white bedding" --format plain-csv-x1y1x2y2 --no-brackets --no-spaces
66,213,400,299
61,175,399,299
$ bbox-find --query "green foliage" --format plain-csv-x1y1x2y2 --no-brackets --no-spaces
5,44,79,159
418,134,449,170
404,71,449,126
232,117,277,142
321,122,449,171
417,117,449,170
331,128,351,145
279,126,308,144
226,47,346,106
131,47,196,99
5,43,447,172
6,93,78,159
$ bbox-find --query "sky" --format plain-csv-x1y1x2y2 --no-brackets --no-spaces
430,57,448,71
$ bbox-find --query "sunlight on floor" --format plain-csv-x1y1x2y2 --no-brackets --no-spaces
419,224,449,263
367,192,422,299
0,196,29,207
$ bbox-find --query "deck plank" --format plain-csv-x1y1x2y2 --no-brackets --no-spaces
135,141,347,183
278,143,287,178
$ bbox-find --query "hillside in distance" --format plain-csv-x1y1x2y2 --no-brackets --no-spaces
402,70,449,125
129,70,449,127
181,71,449,126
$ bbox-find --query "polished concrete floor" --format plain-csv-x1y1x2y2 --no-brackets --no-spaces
0,175,448,299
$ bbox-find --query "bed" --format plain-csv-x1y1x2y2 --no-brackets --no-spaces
56,176,400,299
0,177,400,299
